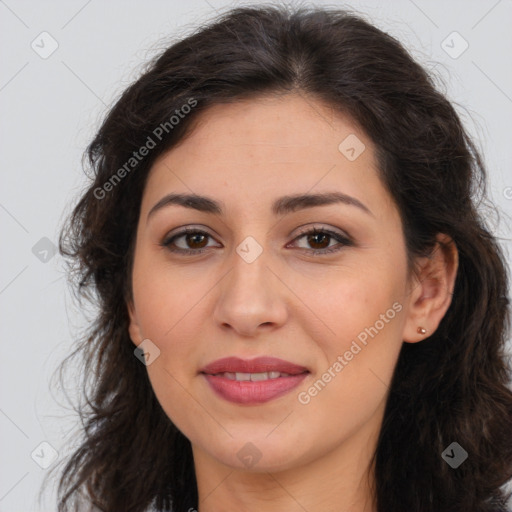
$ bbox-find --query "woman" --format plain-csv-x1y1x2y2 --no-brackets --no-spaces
52,5,512,512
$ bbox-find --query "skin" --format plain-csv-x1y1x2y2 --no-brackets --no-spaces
128,92,458,512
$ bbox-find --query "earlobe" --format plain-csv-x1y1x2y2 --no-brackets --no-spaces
402,234,459,343
127,300,143,346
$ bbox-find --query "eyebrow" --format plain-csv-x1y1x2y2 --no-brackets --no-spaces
147,191,373,221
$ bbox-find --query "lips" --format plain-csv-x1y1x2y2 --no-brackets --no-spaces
200,356,309,375
200,357,309,404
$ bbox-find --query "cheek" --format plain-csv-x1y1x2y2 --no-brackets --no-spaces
132,247,206,342
291,260,406,417
294,278,404,440
294,261,404,352
131,257,208,419
133,273,206,433
145,365,204,442
134,284,202,372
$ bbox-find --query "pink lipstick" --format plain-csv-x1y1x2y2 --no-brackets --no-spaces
200,356,309,404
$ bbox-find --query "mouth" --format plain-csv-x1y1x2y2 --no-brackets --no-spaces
200,357,310,404
200,356,309,375
204,370,303,381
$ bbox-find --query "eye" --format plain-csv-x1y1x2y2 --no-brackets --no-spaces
161,226,353,256
161,227,219,255
289,226,353,255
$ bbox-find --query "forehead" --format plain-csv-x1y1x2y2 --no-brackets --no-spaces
167,93,370,164
142,93,395,220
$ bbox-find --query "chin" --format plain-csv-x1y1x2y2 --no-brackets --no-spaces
200,434,308,473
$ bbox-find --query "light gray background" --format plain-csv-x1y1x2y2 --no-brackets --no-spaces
1,0,511,510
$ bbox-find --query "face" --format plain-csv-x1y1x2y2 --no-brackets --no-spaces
127,93,426,474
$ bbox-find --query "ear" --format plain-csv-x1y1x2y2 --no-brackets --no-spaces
127,299,143,346
402,233,459,343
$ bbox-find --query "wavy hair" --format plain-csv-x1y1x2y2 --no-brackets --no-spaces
51,5,512,511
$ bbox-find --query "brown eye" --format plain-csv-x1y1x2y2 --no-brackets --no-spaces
161,226,353,257
306,232,331,250
162,229,218,255
291,227,353,256
183,232,208,249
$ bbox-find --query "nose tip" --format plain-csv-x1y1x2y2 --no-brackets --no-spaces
212,254,288,337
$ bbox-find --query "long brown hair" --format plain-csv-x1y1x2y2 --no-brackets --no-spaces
51,5,512,511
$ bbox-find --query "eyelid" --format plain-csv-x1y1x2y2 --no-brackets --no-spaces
161,224,354,256
163,224,215,240
291,224,351,241
288,225,353,253
161,225,220,249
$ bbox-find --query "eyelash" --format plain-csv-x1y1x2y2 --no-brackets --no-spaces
160,226,353,256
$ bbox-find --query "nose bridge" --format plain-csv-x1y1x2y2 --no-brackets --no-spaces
212,229,288,334
225,212,272,279
227,233,272,298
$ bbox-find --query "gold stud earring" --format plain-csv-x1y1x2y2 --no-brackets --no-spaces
417,327,427,335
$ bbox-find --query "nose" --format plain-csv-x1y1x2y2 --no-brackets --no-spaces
212,246,288,338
